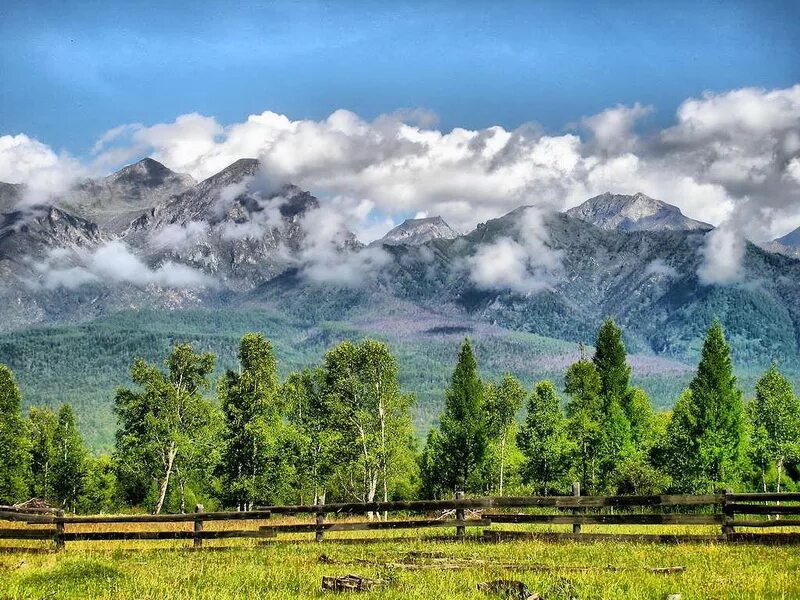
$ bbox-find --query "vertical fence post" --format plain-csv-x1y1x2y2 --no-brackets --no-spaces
54,509,65,551
315,511,325,543
572,482,581,535
721,489,734,541
455,491,465,540
193,504,204,548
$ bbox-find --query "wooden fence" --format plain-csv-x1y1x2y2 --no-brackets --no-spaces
1,490,799,551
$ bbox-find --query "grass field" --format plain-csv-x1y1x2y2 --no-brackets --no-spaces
1,521,799,600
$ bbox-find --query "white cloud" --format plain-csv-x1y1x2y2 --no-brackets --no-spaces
645,259,679,278
35,241,213,290
582,102,653,154
150,220,211,249
293,202,391,287
0,134,84,204
697,226,745,285
5,83,797,288
469,207,562,294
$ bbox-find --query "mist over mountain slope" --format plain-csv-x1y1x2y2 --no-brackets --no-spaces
0,156,799,446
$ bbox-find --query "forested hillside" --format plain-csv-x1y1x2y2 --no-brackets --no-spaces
0,308,711,450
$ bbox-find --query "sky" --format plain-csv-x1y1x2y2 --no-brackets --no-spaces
1,0,800,275
2,1,798,154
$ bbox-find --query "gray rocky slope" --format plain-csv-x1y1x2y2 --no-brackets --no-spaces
0,157,799,365
566,192,712,232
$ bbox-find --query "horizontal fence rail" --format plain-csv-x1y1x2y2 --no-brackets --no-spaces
1,491,799,550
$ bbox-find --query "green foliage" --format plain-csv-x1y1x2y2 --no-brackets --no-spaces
593,318,632,405
433,339,488,493
517,380,572,495
114,344,220,513
28,407,58,501
749,363,800,492
564,358,603,493
52,404,88,512
665,321,747,491
0,364,30,504
284,368,338,504
78,455,119,514
322,339,417,504
483,373,526,495
218,333,288,509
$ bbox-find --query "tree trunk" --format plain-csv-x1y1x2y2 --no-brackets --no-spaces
153,442,177,515
499,432,506,496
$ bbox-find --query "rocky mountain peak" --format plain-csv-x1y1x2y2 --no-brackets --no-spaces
776,226,800,248
566,192,712,232
761,226,800,259
377,216,457,246
107,157,193,188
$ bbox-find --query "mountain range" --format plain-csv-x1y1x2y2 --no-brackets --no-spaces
1,157,799,448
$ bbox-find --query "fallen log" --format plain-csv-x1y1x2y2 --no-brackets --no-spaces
321,574,384,592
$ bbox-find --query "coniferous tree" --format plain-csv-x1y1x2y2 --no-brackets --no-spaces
28,407,58,502
484,373,526,495
564,358,603,493
517,380,572,495
749,363,800,493
52,404,88,512
0,365,29,504
593,318,632,406
667,320,746,491
436,339,488,493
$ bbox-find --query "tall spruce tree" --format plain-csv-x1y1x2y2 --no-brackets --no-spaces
564,358,603,493
437,339,488,493
593,318,632,406
670,320,746,490
0,365,29,504
52,404,87,513
517,380,571,495
749,364,800,493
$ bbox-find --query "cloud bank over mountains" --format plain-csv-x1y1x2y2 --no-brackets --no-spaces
2,84,799,288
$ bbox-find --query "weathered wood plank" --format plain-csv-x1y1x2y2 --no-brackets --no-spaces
484,514,723,525
256,494,722,515
0,528,56,540
55,510,272,524
61,529,277,541
0,511,55,524
260,519,491,533
728,504,800,515
731,519,800,528
483,530,724,544
728,493,800,502
728,533,800,545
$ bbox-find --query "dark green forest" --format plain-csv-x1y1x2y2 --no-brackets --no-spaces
1,317,798,514
0,308,787,451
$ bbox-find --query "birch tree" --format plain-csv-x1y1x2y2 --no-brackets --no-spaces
750,364,800,493
323,340,414,515
114,344,217,514
484,373,525,495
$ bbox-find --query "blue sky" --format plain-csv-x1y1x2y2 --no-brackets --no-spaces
2,0,799,157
